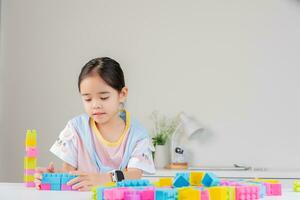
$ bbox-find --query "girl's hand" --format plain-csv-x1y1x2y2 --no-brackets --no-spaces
67,171,112,191
34,162,55,190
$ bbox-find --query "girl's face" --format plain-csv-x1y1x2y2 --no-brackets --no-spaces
79,74,128,125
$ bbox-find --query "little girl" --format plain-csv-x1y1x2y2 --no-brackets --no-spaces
34,57,155,191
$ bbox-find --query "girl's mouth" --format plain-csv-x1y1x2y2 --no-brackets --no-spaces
93,112,106,116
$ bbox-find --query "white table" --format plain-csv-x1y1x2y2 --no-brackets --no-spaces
1,183,300,199
0,183,91,200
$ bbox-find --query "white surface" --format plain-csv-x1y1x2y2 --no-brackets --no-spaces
2,0,300,182
0,183,91,200
1,183,300,200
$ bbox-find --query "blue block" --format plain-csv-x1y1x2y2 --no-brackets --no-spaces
51,183,61,191
173,175,190,188
156,188,176,200
61,174,77,184
175,172,190,182
117,179,151,187
42,173,61,184
202,172,220,187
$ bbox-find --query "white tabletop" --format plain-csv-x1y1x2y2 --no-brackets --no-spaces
1,183,300,200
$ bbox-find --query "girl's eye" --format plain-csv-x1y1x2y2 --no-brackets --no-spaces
101,97,109,100
84,99,92,102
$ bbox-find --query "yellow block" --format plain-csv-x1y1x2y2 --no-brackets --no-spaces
24,157,37,169
294,181,300,186
104,182,116,187
152,181,160,187
159,178,173,187
226,187,236,200
25,130,37,147
190,172,204,186
24,175,35,182
208,187,228,200
91,186,98,200
178,187,200,200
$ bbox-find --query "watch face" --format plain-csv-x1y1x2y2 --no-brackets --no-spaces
115,170,125,182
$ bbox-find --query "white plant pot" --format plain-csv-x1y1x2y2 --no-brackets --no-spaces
154,144,169,168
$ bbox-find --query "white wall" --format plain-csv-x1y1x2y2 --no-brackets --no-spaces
1,0,300,182
0,0,4,181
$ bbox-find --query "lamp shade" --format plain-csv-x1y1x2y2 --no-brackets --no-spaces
179,112,204,138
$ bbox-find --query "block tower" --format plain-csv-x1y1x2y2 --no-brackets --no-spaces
24,129,38,187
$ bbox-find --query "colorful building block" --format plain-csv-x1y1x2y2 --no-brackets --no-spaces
25,129,37,147
202,172,220,187
158,178,173,187
208,186,229,200
24,129,38,187
173,175,190,188
41,173,78,191
178,187,200,200
189,171,204,186
155,188,177,200
26,147,38,157
235,185,259,200
117,179,151,187
294,180,300,192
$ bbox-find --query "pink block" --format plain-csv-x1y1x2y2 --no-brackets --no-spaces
104,188,132,199
271,183,282,196
124,190,141,200
264,183,272,195
26,147,38,157
40,183,51,190
141,187,155,200
61,184,73,191
236,186,259,200
24,169,36,175
25,182,35,187
201,190,210,200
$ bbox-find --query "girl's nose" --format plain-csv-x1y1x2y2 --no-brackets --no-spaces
92,100,103,109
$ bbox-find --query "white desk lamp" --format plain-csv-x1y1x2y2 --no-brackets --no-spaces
169,112,204,169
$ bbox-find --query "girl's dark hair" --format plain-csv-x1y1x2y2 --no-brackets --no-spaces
78,57,125,92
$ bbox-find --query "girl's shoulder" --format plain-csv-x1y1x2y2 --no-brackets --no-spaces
67,113,90,127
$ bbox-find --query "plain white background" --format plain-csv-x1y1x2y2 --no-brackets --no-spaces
1,0,300,182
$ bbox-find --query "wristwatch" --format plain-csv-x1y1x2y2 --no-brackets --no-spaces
111,170,125,182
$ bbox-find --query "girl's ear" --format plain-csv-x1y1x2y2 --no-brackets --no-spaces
119,86,128,103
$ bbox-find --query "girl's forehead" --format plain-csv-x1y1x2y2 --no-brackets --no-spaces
80,75,115,94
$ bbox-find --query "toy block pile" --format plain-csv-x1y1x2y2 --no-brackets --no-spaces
92,171,282,200
40,173,78,191
24,129,38,187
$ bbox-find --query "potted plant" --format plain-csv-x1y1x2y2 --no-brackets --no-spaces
151,111,178,168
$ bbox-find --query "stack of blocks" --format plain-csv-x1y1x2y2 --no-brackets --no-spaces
92,171,282,200
24,129,37,187
40,173,78,191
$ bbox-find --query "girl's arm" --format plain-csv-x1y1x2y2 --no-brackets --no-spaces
123,168,142,180
68,168,143,191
